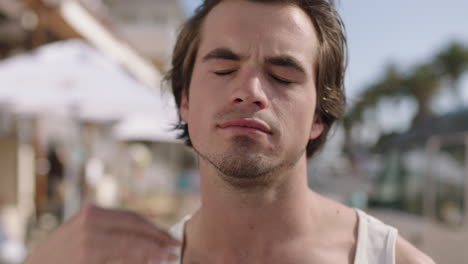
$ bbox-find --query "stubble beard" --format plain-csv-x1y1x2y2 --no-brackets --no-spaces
193,135,306,191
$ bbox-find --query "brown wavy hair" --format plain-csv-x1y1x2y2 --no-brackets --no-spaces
164,0,347,158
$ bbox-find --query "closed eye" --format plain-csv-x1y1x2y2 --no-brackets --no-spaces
214,70,236,76
269,74,292,84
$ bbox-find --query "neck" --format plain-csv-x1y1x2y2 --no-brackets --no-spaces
189,154,322,254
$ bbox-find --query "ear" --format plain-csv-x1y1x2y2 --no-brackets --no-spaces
309,115,324,140
179,88,189,123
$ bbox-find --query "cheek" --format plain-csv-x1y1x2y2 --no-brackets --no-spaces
187,94,206,125
186,88,215,138
279,91,317,136
190,66,225,98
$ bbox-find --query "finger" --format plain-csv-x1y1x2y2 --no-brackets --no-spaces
104,250,178,264
106,251,178,264
77,205,182,247
82,226,179,263
103,211,181,247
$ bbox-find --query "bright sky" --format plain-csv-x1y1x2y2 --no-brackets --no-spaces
339,0,468,98
180,0,468,100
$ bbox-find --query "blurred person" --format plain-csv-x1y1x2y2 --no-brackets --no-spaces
45,143,65,219
23,0,434,263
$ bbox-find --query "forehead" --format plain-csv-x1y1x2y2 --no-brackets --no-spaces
199,0,319,70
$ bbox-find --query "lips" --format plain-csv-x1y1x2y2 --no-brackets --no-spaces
218,119,272,134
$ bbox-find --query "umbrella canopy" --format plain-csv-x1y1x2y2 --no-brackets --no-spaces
0,39,165,121
0,39,180,142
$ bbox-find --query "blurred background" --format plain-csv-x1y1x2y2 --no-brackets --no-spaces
0,0,467,263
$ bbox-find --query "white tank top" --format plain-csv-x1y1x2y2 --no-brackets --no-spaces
163,209,398,264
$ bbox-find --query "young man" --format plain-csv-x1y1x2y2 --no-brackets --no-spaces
25,0,434,263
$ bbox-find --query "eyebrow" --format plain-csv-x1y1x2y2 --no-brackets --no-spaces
266,55,306,74
202,48,242,61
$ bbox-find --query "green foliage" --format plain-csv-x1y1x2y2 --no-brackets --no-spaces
435,42,468,88
344,41,468,149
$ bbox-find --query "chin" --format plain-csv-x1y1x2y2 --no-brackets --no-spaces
208,143,276,176
220,173,273,191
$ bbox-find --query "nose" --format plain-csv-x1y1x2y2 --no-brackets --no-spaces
229,68,268,109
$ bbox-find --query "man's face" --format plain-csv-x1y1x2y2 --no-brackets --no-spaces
180,0,323,186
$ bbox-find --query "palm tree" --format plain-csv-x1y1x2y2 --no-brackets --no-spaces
403,63,441,124
342,63,404,155
343,41,468,151
434,41,468,103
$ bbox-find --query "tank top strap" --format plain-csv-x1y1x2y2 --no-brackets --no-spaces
353,209,398,264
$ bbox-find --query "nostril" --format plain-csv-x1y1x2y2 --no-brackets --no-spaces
234,98,243,103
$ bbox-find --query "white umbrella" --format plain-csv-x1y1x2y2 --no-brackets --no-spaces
0,39,181,141
0,39,166,122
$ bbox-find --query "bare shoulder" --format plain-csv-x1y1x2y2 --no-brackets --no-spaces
313,192,357,218
395,235,436,264
311,192,358,240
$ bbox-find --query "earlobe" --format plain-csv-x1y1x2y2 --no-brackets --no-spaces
179,89,189,123
309,117,324,140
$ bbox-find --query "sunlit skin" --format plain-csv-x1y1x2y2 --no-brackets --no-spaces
178,1,358,263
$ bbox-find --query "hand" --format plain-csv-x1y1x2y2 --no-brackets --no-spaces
24,204,181,264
